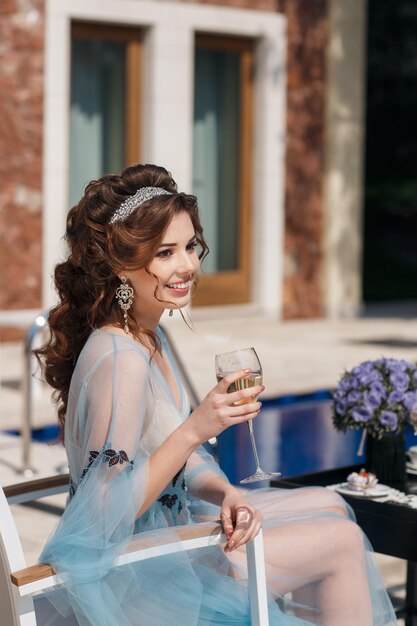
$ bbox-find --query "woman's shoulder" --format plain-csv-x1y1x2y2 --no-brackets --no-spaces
77,328,151,379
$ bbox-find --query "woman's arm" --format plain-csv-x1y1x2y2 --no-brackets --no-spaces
138,369,263,516
185,459,263,552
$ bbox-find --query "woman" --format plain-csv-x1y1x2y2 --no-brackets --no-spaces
38,163,396,625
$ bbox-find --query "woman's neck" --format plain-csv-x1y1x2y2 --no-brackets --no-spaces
132,303,163,333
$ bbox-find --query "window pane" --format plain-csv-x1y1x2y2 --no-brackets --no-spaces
193,47,240,273
70,38,125,206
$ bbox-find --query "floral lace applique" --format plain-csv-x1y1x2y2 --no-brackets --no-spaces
157,465,188,515
70,447,134,495
69,477,77,499
158,494,178,510
172,463,186,487
89,448,134,468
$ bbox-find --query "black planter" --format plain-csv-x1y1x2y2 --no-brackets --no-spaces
365,431,406,489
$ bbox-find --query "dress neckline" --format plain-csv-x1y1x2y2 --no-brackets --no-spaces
93,328,184,413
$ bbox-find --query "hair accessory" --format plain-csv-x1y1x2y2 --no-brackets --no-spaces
109,187,173,224
115,276,134,333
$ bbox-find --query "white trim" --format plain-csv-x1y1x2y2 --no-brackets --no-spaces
0,310,42,328
43,0,286,315
247,530,269,626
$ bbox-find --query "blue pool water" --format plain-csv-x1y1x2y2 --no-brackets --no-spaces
216,391,417,487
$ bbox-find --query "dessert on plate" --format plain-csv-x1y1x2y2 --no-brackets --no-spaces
347,468,378,491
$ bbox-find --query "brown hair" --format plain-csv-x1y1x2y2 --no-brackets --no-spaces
35,163,208,432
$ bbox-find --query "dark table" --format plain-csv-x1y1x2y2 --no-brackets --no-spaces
272,464,417,625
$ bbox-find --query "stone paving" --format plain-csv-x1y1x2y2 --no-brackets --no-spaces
1,308,417,622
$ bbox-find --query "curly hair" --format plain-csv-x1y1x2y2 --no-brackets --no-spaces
35,163,208,434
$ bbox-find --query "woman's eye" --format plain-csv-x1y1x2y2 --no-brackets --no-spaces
156,249,172,258
187,241,198,252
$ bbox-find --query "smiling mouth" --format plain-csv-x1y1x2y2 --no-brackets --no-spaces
165,279,194,290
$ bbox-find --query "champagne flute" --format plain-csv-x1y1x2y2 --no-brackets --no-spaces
215,347,281,483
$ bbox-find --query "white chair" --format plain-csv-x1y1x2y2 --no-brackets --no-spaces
0,475,270,626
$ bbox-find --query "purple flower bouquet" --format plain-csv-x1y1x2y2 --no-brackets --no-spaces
333,358,417,439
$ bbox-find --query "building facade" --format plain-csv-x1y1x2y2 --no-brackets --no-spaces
0,0,367,338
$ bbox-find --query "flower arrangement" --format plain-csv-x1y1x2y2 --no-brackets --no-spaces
333,358,417,439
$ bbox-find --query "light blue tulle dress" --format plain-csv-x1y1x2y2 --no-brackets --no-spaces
39,329,397,625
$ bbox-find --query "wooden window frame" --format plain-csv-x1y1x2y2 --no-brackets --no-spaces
192,34,254,307
71,22,143,167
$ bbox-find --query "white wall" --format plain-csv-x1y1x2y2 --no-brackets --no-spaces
324,0,367,317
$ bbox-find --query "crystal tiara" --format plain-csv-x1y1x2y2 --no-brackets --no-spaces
109,186,173,224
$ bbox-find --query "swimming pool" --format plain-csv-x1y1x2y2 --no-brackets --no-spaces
216,390,417,487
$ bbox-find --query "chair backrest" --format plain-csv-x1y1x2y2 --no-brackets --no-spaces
0,491,26,626
1,476,270,626
0,475,71,626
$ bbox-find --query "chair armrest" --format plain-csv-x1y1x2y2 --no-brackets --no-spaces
11,521,223,589
4,474,70,505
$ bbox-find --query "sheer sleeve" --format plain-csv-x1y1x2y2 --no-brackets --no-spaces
39,339,151,616
186,446,229,495
184,446,230,520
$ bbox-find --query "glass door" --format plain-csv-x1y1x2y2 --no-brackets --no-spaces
69,23,142,207
192,34,254,306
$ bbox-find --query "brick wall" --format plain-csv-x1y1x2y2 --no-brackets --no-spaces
0,0,45,314
278,0,328,318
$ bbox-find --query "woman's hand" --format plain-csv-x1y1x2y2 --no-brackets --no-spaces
187,370,264,445
220,488,263,552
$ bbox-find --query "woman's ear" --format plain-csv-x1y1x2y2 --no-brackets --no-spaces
116,271,128,282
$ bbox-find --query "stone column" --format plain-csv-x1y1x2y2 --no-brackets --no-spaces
324,0,367,317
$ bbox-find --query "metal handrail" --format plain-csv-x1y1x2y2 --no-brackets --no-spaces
21,312,48,476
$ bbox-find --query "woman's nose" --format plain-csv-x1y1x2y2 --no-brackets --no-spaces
178,250,198,272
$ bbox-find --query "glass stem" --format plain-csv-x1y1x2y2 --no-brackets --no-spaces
247,421,262,471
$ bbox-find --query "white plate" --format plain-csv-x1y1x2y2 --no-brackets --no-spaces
335,483,392,498
406,462,417,475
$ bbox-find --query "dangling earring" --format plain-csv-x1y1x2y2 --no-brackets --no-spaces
169,309,174,317
115,275,134,333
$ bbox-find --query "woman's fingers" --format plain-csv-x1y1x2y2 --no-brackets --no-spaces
220,511,234,540
216,370,264,406
226,385,264,406
216,369,250,392
227,401,262,417
225,506,262,552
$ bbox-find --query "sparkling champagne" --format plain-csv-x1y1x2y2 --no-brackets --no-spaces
215,347,280,483
217,373,263,404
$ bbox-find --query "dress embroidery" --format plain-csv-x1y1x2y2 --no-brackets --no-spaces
157,464,188,516
172,463,186,487
158,494,178,510
70,447,134,498
89,448,134,468
69,477,77,499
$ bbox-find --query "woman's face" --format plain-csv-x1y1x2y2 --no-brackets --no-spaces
125,211,200,325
